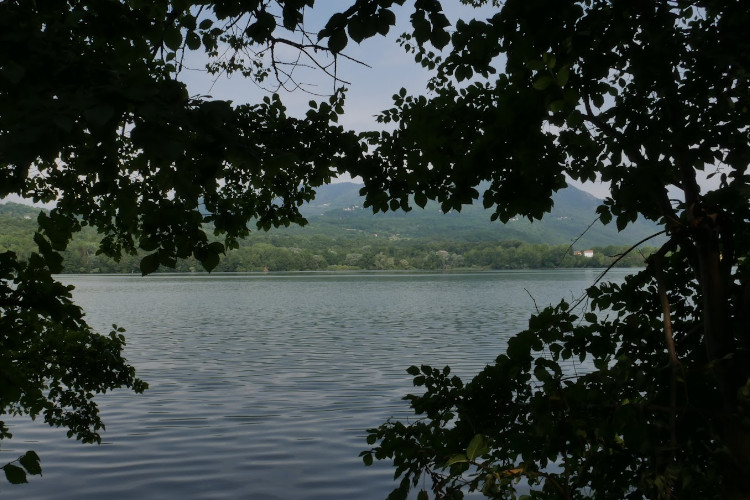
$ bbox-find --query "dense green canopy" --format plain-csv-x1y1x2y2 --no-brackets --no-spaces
1,1,749,498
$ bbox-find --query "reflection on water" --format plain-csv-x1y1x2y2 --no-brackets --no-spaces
3,270,630,499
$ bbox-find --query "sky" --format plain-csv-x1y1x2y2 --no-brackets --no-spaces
5,2,723,207
178,2,615,197
0,3,634,209
182,3,467,127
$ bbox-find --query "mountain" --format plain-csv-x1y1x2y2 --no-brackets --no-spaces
302,182,367,214
2,184,664,249
299,182,664,248
0,201,43,218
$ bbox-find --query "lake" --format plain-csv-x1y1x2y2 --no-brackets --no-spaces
2,269,630,499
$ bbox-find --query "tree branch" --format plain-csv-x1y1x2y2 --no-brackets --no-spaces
557,215,600,267
268,35,372,87
581,95,679,224
568,229,667,312
650,252,682,468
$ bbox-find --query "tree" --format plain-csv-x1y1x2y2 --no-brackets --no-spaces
341,1,749,498
1,0,749,498
0,0,456,484
0,0,378,483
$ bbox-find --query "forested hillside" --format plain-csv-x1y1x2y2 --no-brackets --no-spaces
301,182,663,246
1,187,657,273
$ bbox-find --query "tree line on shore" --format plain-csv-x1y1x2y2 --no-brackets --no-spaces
4,1,749,496
1,208,652,273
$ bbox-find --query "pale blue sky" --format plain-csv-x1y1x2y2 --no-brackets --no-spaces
178,2,616,197
180,3,456,129
8,3,723,207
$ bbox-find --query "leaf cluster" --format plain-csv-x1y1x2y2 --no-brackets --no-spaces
364,252,744,499
2,450,41,485
0,249,146,477
0,0,363,479
2,1,750,496
353,1,750,498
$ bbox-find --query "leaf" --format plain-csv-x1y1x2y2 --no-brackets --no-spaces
616,214,628,231
557,65,570,86
282,4,303,30
455,65,473,82
247,11,276,42
549,99,566,113
506,332,532,361
417,490,429,500
534,364,552,383
186,31,201,50
328,30,348,53
466,434,488,460
411,12,430,44
139,252,160,276
200,250,220,272
406,365,420,376
3,464,28,484
376,16,391,36
430,29,451,50
597,205,612,225
139,236,159,252
533,75,555,91
381,8,396,27
19,451,42,476
325,12,348,30
208,241,225,254
386,477,410,500
163,27,183,51
159,251,177,269
447,453,468,465
346,16,366,43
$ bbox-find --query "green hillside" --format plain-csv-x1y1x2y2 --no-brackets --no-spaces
300,182,664,248
1,185,659,273
0,202,42,257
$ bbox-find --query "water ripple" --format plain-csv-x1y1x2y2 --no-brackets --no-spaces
3,270,630,499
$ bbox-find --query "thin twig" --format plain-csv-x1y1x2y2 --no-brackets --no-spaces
568,230,667,312
270,35,372,65
524,288,540,313
558,216,600,267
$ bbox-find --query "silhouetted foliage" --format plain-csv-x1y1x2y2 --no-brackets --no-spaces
2,1,749,498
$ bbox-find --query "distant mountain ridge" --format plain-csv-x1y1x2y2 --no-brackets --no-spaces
304,182,605,215
0,202,41,218
300,182,663,248
2,183,664,249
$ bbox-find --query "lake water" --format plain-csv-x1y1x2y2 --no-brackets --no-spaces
2,269,630,499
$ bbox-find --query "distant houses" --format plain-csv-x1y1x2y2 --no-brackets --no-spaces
573,249,595,258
